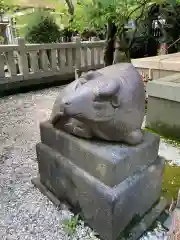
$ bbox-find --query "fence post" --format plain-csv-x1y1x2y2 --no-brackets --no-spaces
75,36,81,79
17,38,29,79
149,69,153,80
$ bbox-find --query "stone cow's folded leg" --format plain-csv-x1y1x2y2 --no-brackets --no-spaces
124,129,143,145
64,121,92,139
73,126,92,139
50,112,64,125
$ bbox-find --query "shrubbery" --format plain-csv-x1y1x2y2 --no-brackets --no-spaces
25,10,61,43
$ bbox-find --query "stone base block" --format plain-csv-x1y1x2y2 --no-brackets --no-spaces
32,176,168,240
40,121,160,187
35,142,164,240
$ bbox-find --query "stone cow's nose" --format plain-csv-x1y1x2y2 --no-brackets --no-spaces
62,98,71,106
64,101,70,105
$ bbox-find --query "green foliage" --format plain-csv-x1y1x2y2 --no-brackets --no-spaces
162,161,180,201
139,0,180,53
0,0,7,14
0,0,16,15
62,214,80,236
70,0,149,34
24,10,61,43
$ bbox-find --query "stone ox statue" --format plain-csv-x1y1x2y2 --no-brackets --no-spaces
50,63,145,145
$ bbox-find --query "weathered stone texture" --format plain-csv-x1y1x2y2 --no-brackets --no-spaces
35,124,164,240
40,121,160,187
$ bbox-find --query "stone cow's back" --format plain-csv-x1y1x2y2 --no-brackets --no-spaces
97,63,133,77
88,63,145,141
97,63,145,112
98,63,144,95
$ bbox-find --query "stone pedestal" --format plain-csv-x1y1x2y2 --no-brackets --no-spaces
34,121,165,240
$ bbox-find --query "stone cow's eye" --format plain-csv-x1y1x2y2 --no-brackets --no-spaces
93,102,106,110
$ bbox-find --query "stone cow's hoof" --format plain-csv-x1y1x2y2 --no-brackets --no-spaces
125,129,143,145
64,122,92,139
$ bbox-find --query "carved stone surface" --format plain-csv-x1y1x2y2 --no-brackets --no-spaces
33,64,164,239
34,122,164,240
36,139,164,240
40,121,160,187
50,63,145,145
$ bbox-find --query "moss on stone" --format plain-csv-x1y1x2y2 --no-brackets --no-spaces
145,124,180,147
162,161,180,201
147,121,180,140
144,127,180,201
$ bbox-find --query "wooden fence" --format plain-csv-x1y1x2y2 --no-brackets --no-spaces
0,37,105,83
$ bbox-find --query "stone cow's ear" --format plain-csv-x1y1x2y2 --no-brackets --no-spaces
98,81,120,98
85,71,102,80
79,71,102,85
79,77,87,85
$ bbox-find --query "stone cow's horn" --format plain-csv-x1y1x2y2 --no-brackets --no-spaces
98,80,120,97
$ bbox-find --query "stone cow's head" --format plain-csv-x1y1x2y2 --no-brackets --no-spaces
60,74,121,122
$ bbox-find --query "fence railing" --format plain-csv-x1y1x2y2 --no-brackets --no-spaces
0,37,105,82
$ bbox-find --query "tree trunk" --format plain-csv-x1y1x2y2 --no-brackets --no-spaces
113,29,131,63
64,0,74,42
104,20,117,66
64,0,74,15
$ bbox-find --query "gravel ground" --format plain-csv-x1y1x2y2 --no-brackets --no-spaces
0,86,99,240
0,86,176,240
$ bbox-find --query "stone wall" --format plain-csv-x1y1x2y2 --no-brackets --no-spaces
145,73,180,139
132,52,180,81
